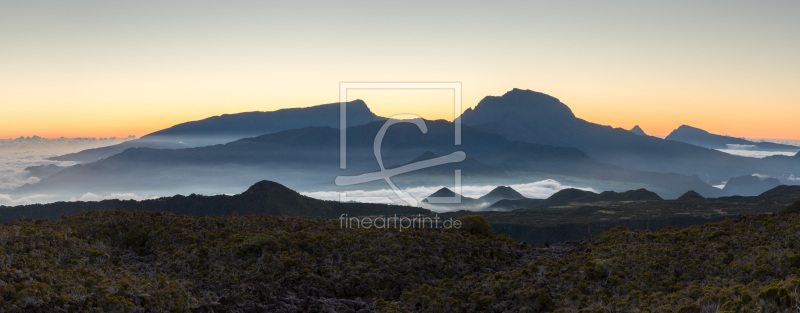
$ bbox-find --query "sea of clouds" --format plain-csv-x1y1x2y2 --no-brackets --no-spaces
0,137,136,205
716,141,800,159
301,179,595,212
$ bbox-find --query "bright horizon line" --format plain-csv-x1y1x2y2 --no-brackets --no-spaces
4,107,800,142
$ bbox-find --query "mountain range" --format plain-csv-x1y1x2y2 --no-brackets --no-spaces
5,178,800,245
420,185,663,212
665,125,799,152
458,89,799,184
13,88,800,204
533,188,663,208
19,118,723,199
52,100,383,163
421,186,527,211
1,180,428,224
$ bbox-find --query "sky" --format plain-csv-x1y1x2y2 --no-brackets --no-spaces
2,1,798,140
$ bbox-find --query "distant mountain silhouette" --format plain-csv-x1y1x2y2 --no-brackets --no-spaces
540,189,599,207
421,187,480,206
598,189,663,201
31,89,787,200
53,100,383,163
458,88,799,184
20,116,725,200
0,180,429,224
677,190,705,200
539,188,661,208
723,175,782,196
478,186,526,204
665,125,799,152
420,186,532,211
629,125,648,136
423,187,462,199
24,164,67,180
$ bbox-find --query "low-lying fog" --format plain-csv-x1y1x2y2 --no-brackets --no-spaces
0,137,134,205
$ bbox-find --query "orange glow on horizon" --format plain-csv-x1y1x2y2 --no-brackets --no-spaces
4,93,798,142
2,2,798,142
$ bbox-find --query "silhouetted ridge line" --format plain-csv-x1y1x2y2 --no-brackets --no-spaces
0,180,429,223
629,125,647,136
666,125,799,151
52,100,383,163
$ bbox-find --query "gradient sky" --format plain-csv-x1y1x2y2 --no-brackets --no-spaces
2,1,798,139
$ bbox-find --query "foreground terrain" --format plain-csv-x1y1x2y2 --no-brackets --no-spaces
1,207,800,312
6,180,800,246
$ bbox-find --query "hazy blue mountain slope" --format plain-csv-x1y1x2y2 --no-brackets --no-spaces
20,119,721,199
1,180,428,224
666,125,799,151
723,175,782,197
629,125,647,136
53,100,383,163
458,89,800,184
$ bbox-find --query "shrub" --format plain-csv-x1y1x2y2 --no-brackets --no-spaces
456,215,493,236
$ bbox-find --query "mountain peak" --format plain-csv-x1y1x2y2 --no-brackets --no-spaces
666,124,799,152
427,187,457,198
598,189,663,201
460,88,575,126
678,190,705,200
348,99,367,106
243,180,298,197
668,125,711,137
629,125,648,136
479,186,526,202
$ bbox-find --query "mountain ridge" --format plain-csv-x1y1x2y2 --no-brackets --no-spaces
665,125,799,152
478,186,527,204
539,188,663,208
458,88,800,184
52,100,383,163
20,117,725,200
1,180,428,223
629,125,648,136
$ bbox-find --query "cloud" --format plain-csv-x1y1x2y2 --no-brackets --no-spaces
725,144,756,150
0,137,135,191
752,173,771,180
716,149,798,159
300,179,594,212
509,179,595,199
0,194,54,206
0,191,160,206
0,154,76,190
71,192,157,202
104,193,157,201
77,192,103,201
